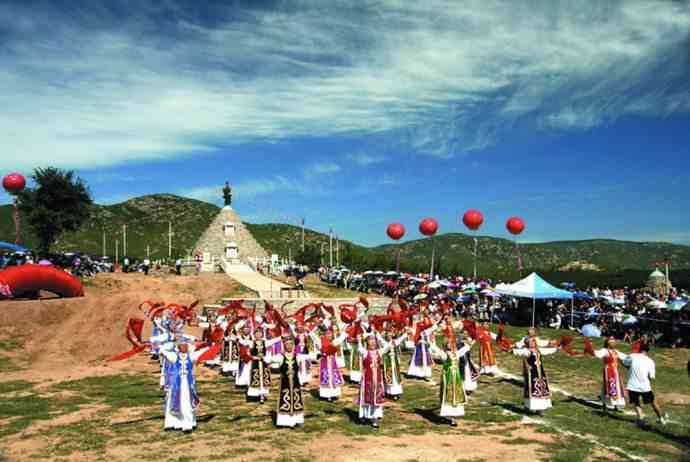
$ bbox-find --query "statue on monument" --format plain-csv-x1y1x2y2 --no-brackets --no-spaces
222,181,232,206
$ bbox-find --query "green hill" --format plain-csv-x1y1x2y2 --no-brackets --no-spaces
1,195,689,284
0,194,218,258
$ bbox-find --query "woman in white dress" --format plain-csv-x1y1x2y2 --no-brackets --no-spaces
407,319,439,380
160,340,210,432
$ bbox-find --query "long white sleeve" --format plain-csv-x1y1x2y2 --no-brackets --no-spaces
429,343,448,360
538,347,559,356
332,332,348,347
594,348,609,359
512,348,530,357
456,345,470,357
190,347,210,362
161,349,178,362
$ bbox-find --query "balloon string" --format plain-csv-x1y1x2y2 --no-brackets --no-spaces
13,199,20,245
514,241,523,271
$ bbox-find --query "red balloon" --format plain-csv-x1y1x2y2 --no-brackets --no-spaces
462,210,484,231
419,218,439,237
2,173,26,195
386,223,406,241
506,216,526,235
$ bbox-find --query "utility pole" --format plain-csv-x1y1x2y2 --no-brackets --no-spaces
122,224,127,257
289,247,292,263
320,242,324,266
329,228,333,267
336,235,340,266
102,230,106,258
168,221,173,260
664,255,671,297
301,218,305,252
115,239,119,266
146,244,150,258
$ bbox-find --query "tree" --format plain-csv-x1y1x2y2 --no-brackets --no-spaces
296,244,321,267
17,167,93,254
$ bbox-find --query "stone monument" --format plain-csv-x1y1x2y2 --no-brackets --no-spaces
192,181,268,270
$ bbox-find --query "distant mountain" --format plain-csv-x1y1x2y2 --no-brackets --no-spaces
2,195,689,281
0,194,218,258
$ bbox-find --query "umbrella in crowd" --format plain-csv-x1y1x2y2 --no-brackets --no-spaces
573,291,593,301
647,299,668,309
622,314,638,325
581,323,602,338
667,298,688,311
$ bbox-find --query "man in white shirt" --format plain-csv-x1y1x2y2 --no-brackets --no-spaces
548,312,562,330
622,343,667,426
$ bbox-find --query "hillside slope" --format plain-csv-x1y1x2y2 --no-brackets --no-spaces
1,194,218,258
1,195,689,275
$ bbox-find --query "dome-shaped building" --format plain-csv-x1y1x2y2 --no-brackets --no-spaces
647,268,670,295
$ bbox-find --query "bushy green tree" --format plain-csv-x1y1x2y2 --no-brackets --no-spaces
17,167,93,254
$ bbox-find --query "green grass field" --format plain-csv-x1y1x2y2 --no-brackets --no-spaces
0,325,688,461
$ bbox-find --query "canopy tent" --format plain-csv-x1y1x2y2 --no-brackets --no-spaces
495,272,574,327
573,291,594,301
0,242,28,253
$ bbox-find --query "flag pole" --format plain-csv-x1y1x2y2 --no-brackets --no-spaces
301,218,305,252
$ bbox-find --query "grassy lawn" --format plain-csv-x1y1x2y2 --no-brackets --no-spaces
0,324,688,461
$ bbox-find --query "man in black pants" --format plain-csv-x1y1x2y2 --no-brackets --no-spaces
622,343,667,426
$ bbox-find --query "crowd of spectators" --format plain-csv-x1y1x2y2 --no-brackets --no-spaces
317,265,690,348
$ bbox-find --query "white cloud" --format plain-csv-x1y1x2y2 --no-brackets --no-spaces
0,0,688,169
355,173,401,194
348,153,386,166
304,162,341,176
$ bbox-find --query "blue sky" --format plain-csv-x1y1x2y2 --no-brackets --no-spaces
1,0,689,246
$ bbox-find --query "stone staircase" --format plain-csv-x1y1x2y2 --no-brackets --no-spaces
206,296,392,314
219,257,310,299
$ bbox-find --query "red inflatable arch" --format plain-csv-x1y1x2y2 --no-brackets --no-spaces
0,264,84,298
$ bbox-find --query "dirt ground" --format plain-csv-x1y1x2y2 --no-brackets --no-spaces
1,273,687,462
0,272,560,462
0,272,252,383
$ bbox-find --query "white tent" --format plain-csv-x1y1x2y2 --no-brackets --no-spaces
495,272,574,327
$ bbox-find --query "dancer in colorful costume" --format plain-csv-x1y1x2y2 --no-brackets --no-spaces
588,336,628,412
379,328,407,400
159,339,210,432
407,312,439,380
475,321,498,375
272,336,308,428
241,328,281,403
430,338,471,426
459,330,480,393
221,321,243,377
356,333,391,428
311,324,348,401
512,331,559,415
235,325,252,388
290,321,317,385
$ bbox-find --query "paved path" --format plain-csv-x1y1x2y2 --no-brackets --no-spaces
220,260,308,299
